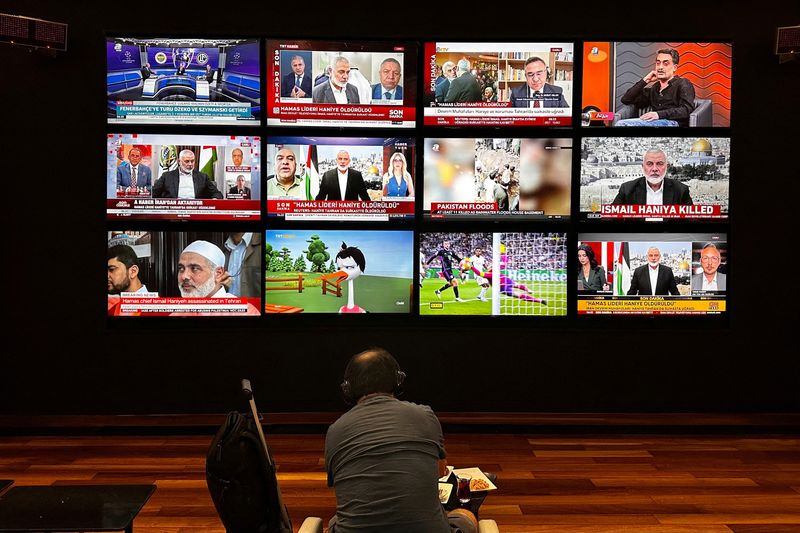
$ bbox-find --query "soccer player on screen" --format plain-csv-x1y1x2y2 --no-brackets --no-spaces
475,244,547,305
425,240,465,302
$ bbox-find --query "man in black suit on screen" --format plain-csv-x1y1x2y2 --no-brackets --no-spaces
315,150,370,201
628,246,681,296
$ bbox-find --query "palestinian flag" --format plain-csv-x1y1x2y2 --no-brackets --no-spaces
303,145,320,200
200,146,217,179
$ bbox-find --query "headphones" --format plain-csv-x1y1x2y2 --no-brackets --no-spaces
340,367,406,405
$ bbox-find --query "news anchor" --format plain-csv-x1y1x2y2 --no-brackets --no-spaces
281,55,312,98
577,244,609,291
612,149,693,205
228,175,251,199
312,56,360,104
627,247,681,296
371,57,403,101
315,150,370,201
117,147,152,189
152,149,223,199
509,57,568,108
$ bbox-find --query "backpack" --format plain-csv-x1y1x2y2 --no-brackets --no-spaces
206,410,292,533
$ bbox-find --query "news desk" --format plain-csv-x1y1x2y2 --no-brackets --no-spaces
0,484,155,533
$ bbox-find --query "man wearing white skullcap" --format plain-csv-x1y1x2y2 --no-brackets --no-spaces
177,240,230,298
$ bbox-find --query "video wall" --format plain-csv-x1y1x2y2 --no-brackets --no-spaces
107,38,731,318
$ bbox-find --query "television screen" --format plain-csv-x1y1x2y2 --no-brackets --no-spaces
265,230,414,314
107,37,260,125
579,136,730,221
581,41,732,128
107,134,261,220
423,42,573,126
265,137,415,220
419,232,567,316
424,138,571,220
266,39,417,128
577,233,727,315
107,231,261,316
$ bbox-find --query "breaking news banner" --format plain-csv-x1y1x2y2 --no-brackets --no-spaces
107,230,262,317
576,232,727,316
266,39,418,129
107,133,261,221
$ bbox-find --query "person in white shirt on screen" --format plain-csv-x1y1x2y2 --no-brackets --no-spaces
177,240,230,298
315,150,370,201
312,56,360,104
469,248,490,302
266,148,305,199
691,243,726,291
627,246,680,296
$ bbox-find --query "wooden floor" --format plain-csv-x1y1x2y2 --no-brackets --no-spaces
1,432,799,532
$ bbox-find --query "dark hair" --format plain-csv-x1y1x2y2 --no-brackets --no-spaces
524,56,546,67
344,347,401,399
577,243,599,270
108,244,138,269
657,47,680,65
336,242,365,273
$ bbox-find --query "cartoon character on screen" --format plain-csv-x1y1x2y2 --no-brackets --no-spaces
472,243,547,305
335,242,367,314
425,240,465,302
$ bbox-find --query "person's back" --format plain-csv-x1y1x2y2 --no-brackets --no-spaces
326,394,450,533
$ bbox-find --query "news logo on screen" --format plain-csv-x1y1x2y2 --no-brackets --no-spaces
106,37,260,125
265,137,415,221
419,232,567,316
576,233,727,316
265,230,413,314
266,39,417,128
581,42,732,128
423,42,574,127
424,138,571,220
107,134,261,221
579,137,730,221
107,231,261,317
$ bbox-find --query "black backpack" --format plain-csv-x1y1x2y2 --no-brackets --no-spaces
206,381,293,533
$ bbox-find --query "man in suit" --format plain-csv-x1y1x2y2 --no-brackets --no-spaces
691,242,726,291
281,55,312,98
509,56,568,108
628,247,681,296
444,59,481,103
312,56,360,104
612,149,693,205
152,149,223,199
371,57,403,102
434,61,456,103
228,175,251,199
117,147,152,190
315,150,370,201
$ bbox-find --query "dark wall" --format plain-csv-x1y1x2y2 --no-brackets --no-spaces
2,1,798,416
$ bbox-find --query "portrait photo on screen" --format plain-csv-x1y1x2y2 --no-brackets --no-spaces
424,138,571,220
107,231,261,317
107,134,261,221
420,232,567,316
423,42,573,126
576,233,727,315
106,37,260,125
579,137,730,221
266,39,417,128
265,137,415,221
265,230,413,314
581,41,732,128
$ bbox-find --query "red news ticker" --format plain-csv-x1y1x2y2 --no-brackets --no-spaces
423,116,572,126
600,204,722,218
431,202,498,212
275,105,415,121
268,200,414,215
